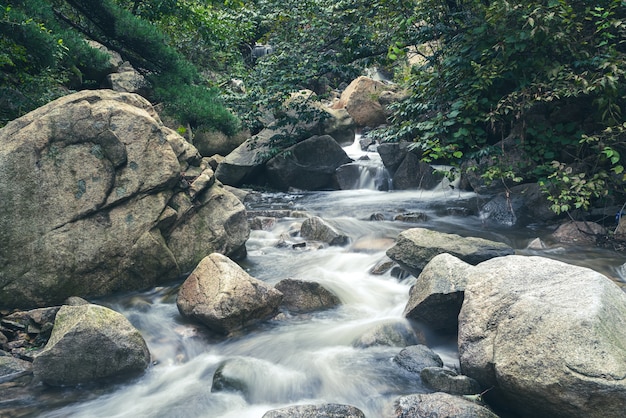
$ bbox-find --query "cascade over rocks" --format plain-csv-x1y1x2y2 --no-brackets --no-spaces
212,356,309,403
265,135,352,191
32,304,150,386
0,90,249,309
386,227,514,277
176,253,283,334
459,255,626,418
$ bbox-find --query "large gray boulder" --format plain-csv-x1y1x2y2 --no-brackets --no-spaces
32,304,150,386
394,392,499,418
478,183,557,226
265,135,352,191
215,91,355,187
263,403,365,418
403,253,473,332
386,228,514,277
0,90,249,308
550,220,606,245
176,253,283,334
193,128,248,158
459,255,626,418
376,141,442,190
392,151,443,190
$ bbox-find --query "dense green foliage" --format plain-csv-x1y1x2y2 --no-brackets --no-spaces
376,0,626,214
1,0,238,134
1,0,624,213
236,0,407,127
0,0,110,124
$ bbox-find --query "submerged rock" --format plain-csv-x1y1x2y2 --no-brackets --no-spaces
353,319,425,348
393,345,443,374
275,278,340,314
262,403,365,418
32,304,150,386
176,253,283,334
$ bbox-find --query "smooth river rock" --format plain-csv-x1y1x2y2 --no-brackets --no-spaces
386,227,514,276
33,304,150,386
176,253,283,334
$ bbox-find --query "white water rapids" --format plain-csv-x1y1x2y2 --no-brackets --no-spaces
31,139,625,418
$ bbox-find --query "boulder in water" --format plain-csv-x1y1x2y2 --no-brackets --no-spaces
386,228,514,277
459,255,626,418
420,367,482,395
393,345,443,374
275,278,340,314
32,304,150,386
550,220,606,245
176,253,283,334
403,253,472,333
265,135,352,191
392,151,443,190
394,392,499,418
479,183,558,227
215,91,354,187
300,216,349,246
353,319,425,348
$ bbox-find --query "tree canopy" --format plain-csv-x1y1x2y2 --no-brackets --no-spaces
376,0,626,214
1,0,624,213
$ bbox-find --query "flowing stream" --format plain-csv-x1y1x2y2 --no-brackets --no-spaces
18,139,626,417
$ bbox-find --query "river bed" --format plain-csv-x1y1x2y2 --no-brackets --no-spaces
12,141,626,417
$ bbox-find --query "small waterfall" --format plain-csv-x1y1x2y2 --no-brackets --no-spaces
338,137,391,191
